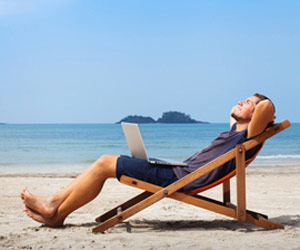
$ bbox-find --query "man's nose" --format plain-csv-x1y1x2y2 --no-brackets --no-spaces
238,101,243,106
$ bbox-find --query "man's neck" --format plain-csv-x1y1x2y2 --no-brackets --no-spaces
235,122,249,132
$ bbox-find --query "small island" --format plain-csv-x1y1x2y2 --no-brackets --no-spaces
116,111,208,124
117,115,156,124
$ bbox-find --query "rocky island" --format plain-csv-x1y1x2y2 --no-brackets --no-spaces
116,111,208,124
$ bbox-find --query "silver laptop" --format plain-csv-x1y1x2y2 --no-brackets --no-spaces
121,122,187,167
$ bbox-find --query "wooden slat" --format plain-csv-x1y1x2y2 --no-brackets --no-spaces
236,144,246,221
243,120,290,152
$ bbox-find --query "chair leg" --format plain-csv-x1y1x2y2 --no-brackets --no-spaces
246,213,284,230
223,179,230,203
236,144,246,221
93,187,169,233
95,191,152,223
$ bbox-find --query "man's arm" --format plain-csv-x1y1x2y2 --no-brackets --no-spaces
247,100,275,139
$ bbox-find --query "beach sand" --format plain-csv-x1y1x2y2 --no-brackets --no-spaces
0,165,299,250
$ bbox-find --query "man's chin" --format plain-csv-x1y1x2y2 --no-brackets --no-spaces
231,113,240,122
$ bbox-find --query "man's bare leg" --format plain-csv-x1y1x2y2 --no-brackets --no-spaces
21,154,117,218
21,154,119,226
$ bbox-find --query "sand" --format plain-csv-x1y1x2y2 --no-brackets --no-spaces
0,164,299,250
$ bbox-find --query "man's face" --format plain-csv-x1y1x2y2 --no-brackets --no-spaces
231,96,261,123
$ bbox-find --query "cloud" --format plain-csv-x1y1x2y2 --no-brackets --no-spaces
0,0,73,17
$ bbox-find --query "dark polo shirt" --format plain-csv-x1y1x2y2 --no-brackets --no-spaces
173,123,261,192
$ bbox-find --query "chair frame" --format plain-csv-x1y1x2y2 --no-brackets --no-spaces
93,120,290,233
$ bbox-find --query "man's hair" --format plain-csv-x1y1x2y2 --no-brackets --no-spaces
253,93,276,113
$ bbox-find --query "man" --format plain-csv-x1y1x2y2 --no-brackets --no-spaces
21,93,275,227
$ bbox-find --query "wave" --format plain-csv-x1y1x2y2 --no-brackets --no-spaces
257,155,300,160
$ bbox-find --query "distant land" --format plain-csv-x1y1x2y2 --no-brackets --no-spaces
116,111,209,124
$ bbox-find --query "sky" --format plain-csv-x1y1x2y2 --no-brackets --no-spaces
0,0,299,124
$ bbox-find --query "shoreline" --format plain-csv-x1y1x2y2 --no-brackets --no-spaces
0,160,299,174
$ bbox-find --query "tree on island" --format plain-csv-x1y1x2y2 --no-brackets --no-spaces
116,115,156,124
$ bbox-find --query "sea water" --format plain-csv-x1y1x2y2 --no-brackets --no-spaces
0,123,299,170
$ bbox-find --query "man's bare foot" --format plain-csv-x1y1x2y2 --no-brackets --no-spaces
24,207,64,227
21,188,57,218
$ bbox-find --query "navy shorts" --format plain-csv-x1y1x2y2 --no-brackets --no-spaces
116,155,179,188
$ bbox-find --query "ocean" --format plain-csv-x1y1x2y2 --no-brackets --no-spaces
0,123,299,171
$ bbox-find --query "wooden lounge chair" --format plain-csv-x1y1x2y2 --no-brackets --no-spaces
93,120,290,233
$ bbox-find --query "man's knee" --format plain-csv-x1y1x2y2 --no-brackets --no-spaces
95,154,118,177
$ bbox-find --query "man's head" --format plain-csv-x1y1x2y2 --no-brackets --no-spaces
253,93,276,112
231,93,275,124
